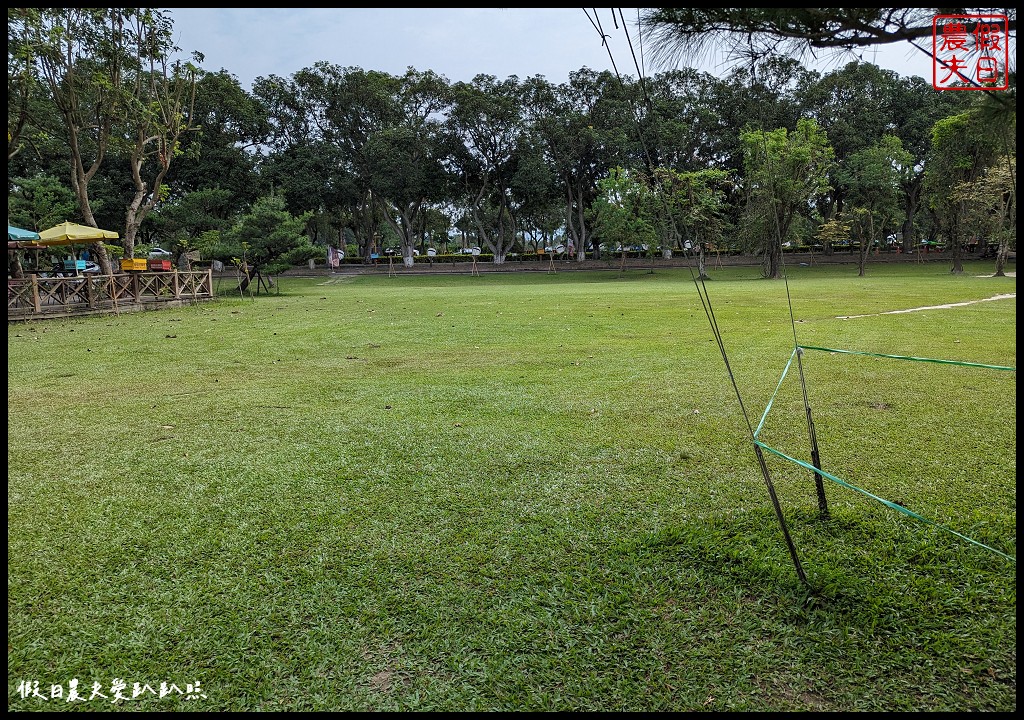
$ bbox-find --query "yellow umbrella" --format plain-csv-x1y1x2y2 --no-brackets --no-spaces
37,221,119,246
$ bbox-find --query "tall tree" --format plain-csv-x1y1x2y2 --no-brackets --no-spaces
972,79,1017,274
952,155,1016,275
15,8,201,270
925,111,1003,273
166,69,266,206
509,132,564,254
837,135,914,275
119,10,201,257
253,64,360,255
640,68,725,172
740,118,835,278
255,64,436,263
7,8,43,163
19,8,120,272
882,74,975,253
590,166,658,268
797,62,902,228
367,68,452,268
149,70,268,260
448,74,526,264
654,167,731,276
526,69,633,261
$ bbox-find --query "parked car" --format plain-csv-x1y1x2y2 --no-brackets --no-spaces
148,247,172,258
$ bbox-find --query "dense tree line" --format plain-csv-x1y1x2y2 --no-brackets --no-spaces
7,8,1016,277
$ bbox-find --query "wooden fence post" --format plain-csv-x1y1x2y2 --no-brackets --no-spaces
31,274,41,313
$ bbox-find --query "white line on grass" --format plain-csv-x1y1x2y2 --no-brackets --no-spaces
837,293,1016,319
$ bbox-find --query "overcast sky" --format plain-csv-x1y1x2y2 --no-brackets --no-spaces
166,8,945,91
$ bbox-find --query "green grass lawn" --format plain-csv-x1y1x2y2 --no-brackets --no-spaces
7,261,1016,711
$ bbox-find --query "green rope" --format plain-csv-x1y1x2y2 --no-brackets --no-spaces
798,345,1017,372
754,344,1016,563
754,439,1016,563
755,347,798,437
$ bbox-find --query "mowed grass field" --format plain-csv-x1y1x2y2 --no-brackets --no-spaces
7,260,1016,711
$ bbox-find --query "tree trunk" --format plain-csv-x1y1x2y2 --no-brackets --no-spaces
993,241,1008,276
949,207,964,274
91,242,112,275
764,241,782,279
857,213,873,277
9,251,25,278
900,176,922,254
765,213,791,279
950,239,964,274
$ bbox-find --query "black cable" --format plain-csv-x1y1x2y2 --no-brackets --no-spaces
583,8,809,584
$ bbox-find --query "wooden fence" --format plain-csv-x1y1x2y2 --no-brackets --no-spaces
8,269,215,320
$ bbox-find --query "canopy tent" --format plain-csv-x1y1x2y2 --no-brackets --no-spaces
37,221,119,246
8,225,43,251
9,225,40,241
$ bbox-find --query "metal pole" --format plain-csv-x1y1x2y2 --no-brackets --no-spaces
753,444,807,584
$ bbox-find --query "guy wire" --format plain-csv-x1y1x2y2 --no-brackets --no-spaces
588,8,808,583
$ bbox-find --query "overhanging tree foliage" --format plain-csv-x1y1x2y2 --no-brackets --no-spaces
639,8,1017,68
